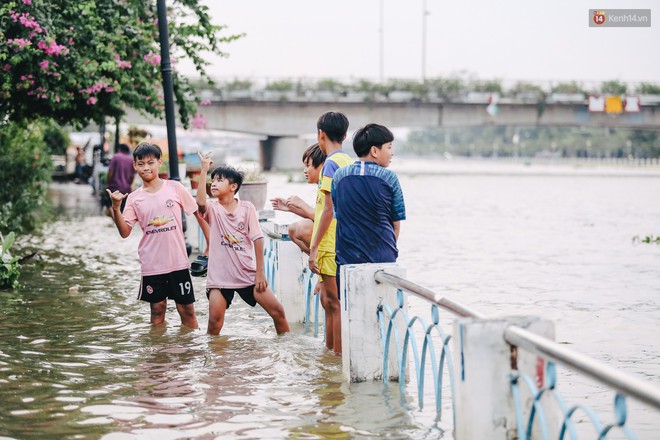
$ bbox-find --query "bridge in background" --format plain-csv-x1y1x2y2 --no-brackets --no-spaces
127,93,660,170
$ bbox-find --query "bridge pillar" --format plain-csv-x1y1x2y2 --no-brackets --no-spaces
259,136,310,171
453,317,559,440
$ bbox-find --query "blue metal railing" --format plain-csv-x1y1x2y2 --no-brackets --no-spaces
300,267,321,337
374,270,660,439
378,289,456,418
263,231,323,337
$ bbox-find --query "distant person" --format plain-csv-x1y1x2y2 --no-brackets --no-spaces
331,123,406,281
308,111,352,354
74,146,86,183
106,142,199,329
196,151,290,336
270,143,326,254
103,143,136,213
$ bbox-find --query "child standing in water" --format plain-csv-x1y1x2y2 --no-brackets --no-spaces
106,142,199,329
196,151,290,336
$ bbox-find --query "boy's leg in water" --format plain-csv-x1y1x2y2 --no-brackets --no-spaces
254,287,290,334
321,274,341,354
207,289,228,335
150,300,167,325
319,282,334,350
175,303,199,329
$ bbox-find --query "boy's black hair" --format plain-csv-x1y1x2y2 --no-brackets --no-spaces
317,111,349,143
133,142,162,161
302,143,326,168
211,166,244,192
352,124,394,157
118,143,131,154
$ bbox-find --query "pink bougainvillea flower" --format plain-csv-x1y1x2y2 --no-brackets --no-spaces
192,112,207,129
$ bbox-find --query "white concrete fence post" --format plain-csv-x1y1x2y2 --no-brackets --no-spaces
260,220,311,325
453,317,560,440
273,237,308,324
340,263,407,383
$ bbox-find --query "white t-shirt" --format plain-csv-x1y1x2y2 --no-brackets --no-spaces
123,180,197,276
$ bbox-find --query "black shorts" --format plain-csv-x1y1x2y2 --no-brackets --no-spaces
139,269,195,305
207,285,257,309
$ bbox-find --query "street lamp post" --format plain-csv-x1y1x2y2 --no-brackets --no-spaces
422,0,429,81
379,0,384,82
156,0,180,181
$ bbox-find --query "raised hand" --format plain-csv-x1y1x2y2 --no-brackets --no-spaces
105,188,127,208
197,150,213,172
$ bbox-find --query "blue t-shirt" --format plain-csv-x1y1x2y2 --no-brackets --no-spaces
331,161,406,265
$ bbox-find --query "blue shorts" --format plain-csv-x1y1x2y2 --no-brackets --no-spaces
138,269,195,305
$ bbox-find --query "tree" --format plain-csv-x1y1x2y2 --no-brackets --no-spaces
0,0,242,129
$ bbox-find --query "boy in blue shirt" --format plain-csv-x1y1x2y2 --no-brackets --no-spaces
331,124,406,278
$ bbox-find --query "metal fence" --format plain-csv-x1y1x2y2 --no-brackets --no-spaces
374,270,660,439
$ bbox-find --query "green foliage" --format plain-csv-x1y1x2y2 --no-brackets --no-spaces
403,126,660,158
222,79,253,91
42,120,70,155
316,78,348,92
426,77,466,100
0,232,21,289
0,0,242,129
509,81,544,96
633,235,660,244
636,83,660,95
551,81,584,94
0,120,53,235
265,80,295,92
471,79,503,94
601,80,627,95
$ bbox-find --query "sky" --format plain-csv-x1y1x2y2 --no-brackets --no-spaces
177,0,659,87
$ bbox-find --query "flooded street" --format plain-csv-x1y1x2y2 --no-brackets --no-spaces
1,183,435,439
1,159,659,439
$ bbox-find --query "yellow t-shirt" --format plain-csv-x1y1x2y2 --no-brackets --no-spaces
312,151,353,252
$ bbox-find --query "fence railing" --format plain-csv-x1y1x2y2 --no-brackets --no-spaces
258,221,660,439
371,268,660,439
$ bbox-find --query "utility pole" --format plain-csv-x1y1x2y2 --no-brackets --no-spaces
156,0,179,180
422,0,429,81
379,0,384,82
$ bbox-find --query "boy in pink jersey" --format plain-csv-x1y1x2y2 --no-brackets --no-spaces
196,151,289,336
106,142,199,329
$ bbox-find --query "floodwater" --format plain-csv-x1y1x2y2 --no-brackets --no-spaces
1,158,659,439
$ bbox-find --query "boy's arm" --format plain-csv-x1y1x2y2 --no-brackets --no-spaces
308,190,333,273
253,237,267,293
106,189,131,238
286,196,314,220
196,150,212,214
393,221,401,242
